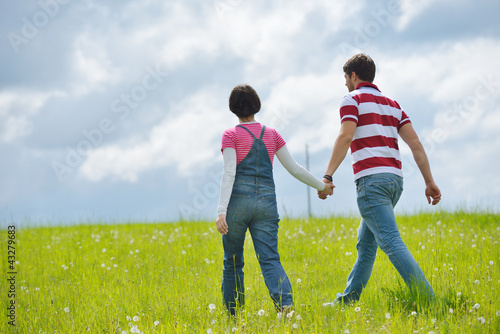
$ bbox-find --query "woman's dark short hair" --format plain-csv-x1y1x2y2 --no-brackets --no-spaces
343,54,376,83
229,84,261,118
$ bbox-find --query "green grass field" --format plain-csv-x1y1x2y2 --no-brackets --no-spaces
1,211,499,333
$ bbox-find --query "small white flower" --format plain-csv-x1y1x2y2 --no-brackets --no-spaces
114,264,118,268
477,317,486,324
209,304,216,311
207,329,213,334
296,314,301,321
64,307,70,313
473,303,480,309
474,280,480,284
121,331,127,334
354,307,361,312
344,329,351,334
431,318,436,324
411,311,417,316
133,315,139,322
296,279,302,283
428,331,436,334
154,320,160,326
182,250,187,255
126,316,131,321
449,308,454,314
231,327,238,332
258,309,265,316
496,311,500,316
489,261,494,265
385,313,391,319
102,248,106,253
457,292,462,297
292,323,298,329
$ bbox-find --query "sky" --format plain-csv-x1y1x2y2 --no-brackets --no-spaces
1,0,500,226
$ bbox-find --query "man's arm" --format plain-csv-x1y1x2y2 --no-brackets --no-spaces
318,121,356,199
324,121,357,177
399,123,441,205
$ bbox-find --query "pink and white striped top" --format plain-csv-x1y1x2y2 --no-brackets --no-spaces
221,122,286,164
340,82,411,180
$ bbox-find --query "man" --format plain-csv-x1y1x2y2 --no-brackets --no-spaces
320,54,441,305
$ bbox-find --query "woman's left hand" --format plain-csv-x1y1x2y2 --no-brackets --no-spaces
216,214,228,235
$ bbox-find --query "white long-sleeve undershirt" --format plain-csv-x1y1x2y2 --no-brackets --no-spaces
217,145,326,215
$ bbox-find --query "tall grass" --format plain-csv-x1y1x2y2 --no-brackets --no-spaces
1,211,499,333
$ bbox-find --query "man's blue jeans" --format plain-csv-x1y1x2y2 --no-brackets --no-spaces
335,173,433,304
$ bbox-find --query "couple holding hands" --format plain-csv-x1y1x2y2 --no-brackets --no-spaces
216,54,442,316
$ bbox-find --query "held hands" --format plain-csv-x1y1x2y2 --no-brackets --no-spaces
216,214,228,235
317,178,335,200
425,181,442,205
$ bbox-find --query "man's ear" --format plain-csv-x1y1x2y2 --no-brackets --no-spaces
350,71,357,81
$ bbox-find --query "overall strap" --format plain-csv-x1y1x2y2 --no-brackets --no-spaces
236,125,257,139
259,126,266,139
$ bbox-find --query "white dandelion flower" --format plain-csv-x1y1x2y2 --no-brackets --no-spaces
411,311,417,316
133,315,139,322
258,309,265,316
232,327,238,332
496,311,500,316
207,329,213,334
457,292,462,297
121,331,127,334
296,279,302,283
296,314,301,321
449,308,454,314
101,263,105,268
474,280,480,284
64,307,70,313
292,323,298,329
385,313,391,319
473,303,480,309
126,316,131,321
354,307,361,312
477,317,486,324
209,304,216,312
102,248,106,253
154,320,159,326
489,261,494,265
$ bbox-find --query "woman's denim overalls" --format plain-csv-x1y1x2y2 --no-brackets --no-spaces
222,125,293,315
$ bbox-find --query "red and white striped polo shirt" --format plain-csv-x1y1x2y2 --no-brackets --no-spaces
340,82,411,180
221,122,286,164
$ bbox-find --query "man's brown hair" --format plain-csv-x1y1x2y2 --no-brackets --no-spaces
343,54,376,83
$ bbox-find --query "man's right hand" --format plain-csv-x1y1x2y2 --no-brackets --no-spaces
425,182,441,205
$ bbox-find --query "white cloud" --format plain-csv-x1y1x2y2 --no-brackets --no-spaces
395,0,437,30
70,32,123,96
0,90,65,143
79,90,229,182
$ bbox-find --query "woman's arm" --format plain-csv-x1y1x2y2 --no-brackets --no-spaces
276,144,327,191
216,148,236,234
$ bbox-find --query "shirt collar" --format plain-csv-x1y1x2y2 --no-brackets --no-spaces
355,82,380,92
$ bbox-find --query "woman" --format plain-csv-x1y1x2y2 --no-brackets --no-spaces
216,84,333,316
